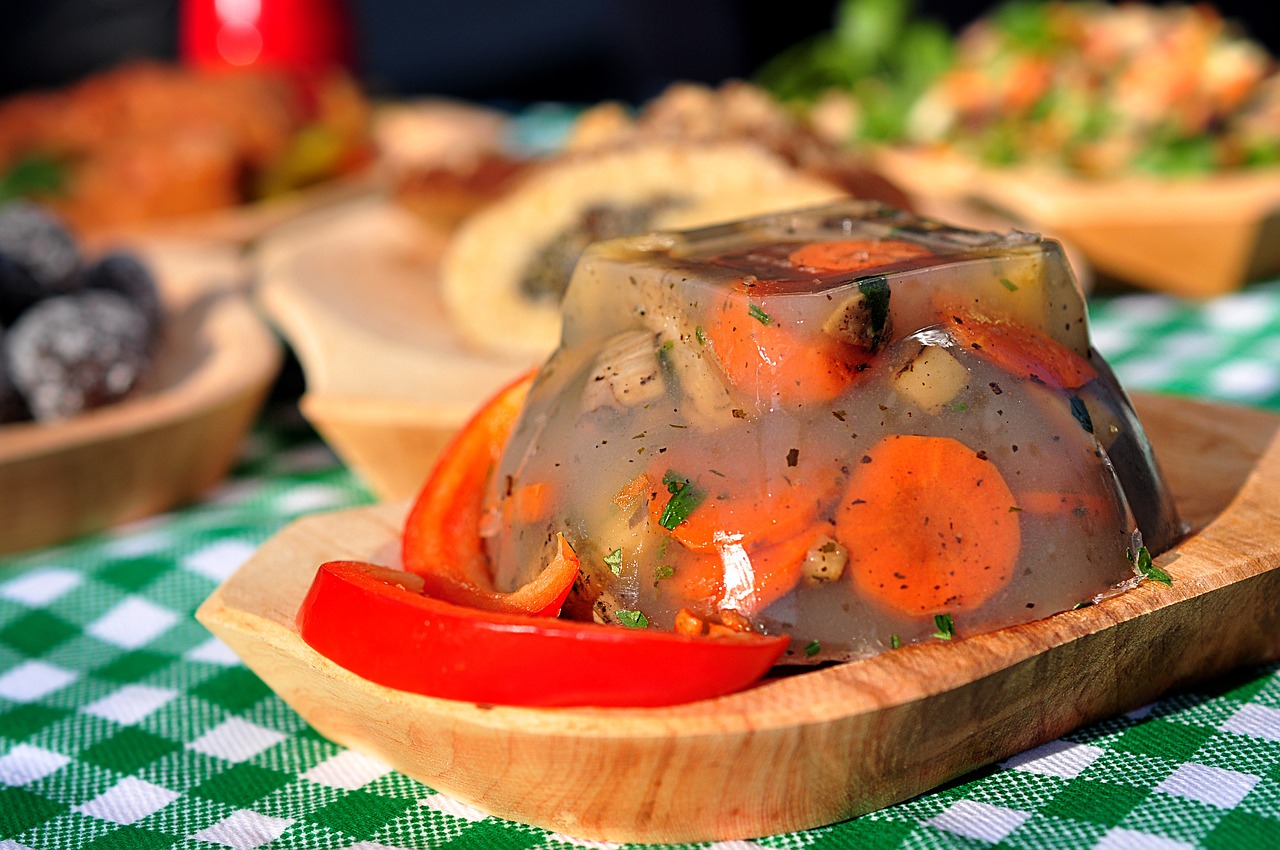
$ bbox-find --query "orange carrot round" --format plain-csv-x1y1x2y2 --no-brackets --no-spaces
788,238,932,273
661,531,815,617
946,315,1098,389
836,434,1021,616
705,291,868,403
646,468,822,555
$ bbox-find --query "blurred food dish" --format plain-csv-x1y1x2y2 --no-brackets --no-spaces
0,61,375,239
760,0,1280,295
430,81,914,360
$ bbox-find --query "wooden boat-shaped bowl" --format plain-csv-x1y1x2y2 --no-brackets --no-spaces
0,240,282,556
871,147,1280,298
254,197,537,502
196,392,1280,843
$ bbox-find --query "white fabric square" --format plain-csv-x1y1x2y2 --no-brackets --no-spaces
278,485,347,515
0,568,82,606
1094,827,1195,850
85,597,178,650
419,792,490,822
185,637,242,666
1156,762,1261,808
1212,361,1280,401
1205,292,1278,332
74,776,179,825
926,799,1032,844
102,523,169,557
183,540,257,583
302,749,392,790
1222,703,1280,743
83,684,178,726
192,809,294,849
188,717,288,763
0,744,71,786
0,660,77,702
1003,739,1105,779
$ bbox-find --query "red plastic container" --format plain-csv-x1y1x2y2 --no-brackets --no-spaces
179,0,355,75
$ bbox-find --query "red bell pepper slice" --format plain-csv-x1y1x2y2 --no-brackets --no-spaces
296,558,790,707
401,369,575,617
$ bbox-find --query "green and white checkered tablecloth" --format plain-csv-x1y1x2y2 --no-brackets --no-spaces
2,283,1279,850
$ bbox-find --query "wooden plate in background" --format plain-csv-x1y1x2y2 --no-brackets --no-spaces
0,239,282,556
197,392,1280,843
872,147,1280,298
254,197,539,502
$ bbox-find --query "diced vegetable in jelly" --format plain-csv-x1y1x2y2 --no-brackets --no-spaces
482,201,1182,663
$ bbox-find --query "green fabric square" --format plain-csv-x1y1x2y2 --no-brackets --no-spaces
82,824,179,850
93,651,172,683
0,609,80,655
1113,719,1213,763
78,727,180,774
96,558,168,593
1202,808,1280,850
190,667,272,712
1042,780,1149,828
0,787,66,838
307,790,418,840
811,817,917,849
448,822,544,850
0,703,72,741
193,764,293,807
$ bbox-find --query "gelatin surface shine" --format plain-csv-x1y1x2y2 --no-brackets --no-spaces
482,202,1181,663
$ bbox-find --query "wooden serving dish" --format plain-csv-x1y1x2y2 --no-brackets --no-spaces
0,239,282,556
197,392,1280,843
871,147,1280,298
254,197,538,502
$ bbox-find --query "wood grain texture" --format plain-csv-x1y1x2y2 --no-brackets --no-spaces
0,239,282,555
197,392,1280,842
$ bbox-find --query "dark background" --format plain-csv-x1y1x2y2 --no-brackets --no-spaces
1,0,1277,103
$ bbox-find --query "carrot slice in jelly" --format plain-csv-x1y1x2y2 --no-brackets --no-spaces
836,434,1021,617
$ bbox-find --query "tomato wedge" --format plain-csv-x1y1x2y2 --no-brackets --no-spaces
400,369,575,617
296,559,791,707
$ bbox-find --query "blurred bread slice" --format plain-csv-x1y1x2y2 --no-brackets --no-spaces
439,140,849,359
438,81,910,360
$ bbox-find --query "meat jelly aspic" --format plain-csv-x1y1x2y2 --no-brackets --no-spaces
481,201,1182,663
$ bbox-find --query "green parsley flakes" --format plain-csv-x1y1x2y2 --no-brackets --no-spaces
1129,545,1172,585
603,548,623,575
616,610,649,629
748,303,772,325
932,613,955,640
1000,277,1019,292
804,639,821,657
658,469,706,530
